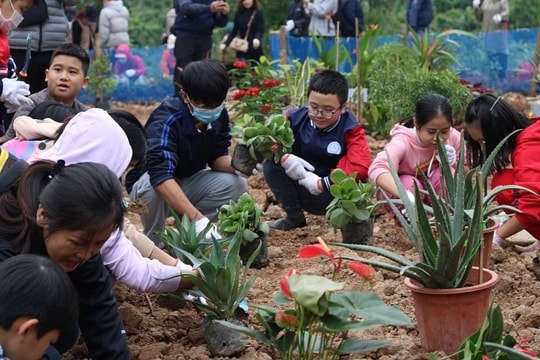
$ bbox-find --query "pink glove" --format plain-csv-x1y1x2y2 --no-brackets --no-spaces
298,171,323,195
281,154,315,180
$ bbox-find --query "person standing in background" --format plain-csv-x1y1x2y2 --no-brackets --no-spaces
172,0,230,91
339,0,364,37
406,0,433,38
71,5,98,54
285,0,310,37
473,0,509,83
221,0,264,64
9,0,81,94
304,0,338,38
99,0,130,61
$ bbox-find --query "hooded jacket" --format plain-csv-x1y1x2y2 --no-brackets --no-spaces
112,44,147,77
30,108,182,293
368,123,461,183
99,0,130,49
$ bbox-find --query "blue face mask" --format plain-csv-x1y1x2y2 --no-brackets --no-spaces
191,104,224,124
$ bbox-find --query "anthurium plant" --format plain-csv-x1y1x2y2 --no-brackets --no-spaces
325,169,376,229
336,132,533,289
218,238,412,360
217,193,269,246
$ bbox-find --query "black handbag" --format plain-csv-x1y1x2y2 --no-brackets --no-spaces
19,1,49,27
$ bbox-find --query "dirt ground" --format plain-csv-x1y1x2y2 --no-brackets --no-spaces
64,103,540,360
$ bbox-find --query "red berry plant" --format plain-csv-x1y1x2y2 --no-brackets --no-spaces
218,237,412,360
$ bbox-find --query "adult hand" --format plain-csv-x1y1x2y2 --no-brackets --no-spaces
281,154,315,181
124,69,136,77
1,78,31,108
472,0,480,8
436,144,457,166
298,171,323,195
285,20,295,32
252,39,260,49
195,216,222,241
219,43,226,51
492,13,502,24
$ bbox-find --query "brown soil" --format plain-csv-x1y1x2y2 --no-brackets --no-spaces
64,103,540,360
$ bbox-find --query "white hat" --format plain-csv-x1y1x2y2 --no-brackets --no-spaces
167,34,176,49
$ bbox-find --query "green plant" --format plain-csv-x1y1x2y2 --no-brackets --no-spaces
86,56,116,100
325,169,376,229
218,238,412,360
280,58,315,108
217,193,269,246
458,304,538,359
312,34,352,71
174,236,258,320
335,133,529,289
233,114,294,164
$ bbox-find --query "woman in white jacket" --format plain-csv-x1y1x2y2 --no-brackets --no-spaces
99,0,130,57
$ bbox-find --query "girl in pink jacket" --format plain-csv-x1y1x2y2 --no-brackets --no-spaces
368,94,461,216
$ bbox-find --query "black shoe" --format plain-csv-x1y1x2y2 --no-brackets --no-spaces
269,217,306,231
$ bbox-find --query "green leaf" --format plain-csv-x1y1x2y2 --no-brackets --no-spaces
288,275,344,315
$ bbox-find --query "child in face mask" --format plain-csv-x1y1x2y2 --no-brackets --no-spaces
0,0,34,125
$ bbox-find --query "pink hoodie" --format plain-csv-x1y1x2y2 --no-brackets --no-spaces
368,123,461,183
30,108,181,293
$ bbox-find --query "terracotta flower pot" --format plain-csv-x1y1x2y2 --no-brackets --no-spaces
340,218,374,244
404,267,499,354
473,218,499,269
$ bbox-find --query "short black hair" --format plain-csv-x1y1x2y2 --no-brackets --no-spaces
0,254,79,338
180,59,231,108
307,69,349,105
50,43,91,76
28,100,78,123
108,109,146,164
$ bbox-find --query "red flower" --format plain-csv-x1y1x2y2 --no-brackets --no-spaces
270,143,279,153
260,104,273,113
261,79,280,88
481,356,490,360
233,60,248,69
348,261,376,281
514,338,538,357
298,238,335,263
275,311,298,328
280,269,300,298
246,87,261,96
232,90,247,100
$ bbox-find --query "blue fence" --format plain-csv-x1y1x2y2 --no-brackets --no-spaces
81,27,538,103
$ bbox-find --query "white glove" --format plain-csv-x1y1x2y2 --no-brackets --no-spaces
219,43,226,51
175,260,194,273
400,190,415,221
472,0,480,8
4,102,20,114
252,39,260,49
124,69,136,77
436,144,457,166
1,78,31,108
285,20,295,32
492,13,502,24
298,171,323,195
194,216,222,241
281,154,315,180
492,230,507,247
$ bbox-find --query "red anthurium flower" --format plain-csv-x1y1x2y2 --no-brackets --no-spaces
514,338,537,357
246,87,261,96
481,356,490,360
280,269,300,298
232,90,247,100
275,311,298,328
297,237,335,263
233,60,248,69
348,261,376,281
260,104,272,113
261,79,280,88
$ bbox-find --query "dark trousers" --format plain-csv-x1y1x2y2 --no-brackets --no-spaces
263,161,333,218
11,49,52,93
173,34,212,91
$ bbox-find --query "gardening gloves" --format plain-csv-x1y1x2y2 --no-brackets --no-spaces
219,43,226,51
1,78,31,113
436,144,457,166
298,171,323,195
492,13,502,24
281,154,315,181
400,190,415,221
124,69,136,78
472,0,480,8
195,216,222,241
285,20,295,32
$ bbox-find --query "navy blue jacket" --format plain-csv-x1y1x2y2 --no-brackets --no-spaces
174,0,228,36
406,0,433,31
144,94,232,187
340,0,364,37
0,236,130,359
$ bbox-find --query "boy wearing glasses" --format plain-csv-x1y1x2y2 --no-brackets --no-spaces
129,59,247,246
263,69,371,231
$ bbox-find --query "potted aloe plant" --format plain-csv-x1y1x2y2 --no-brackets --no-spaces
217,193,270,269
325,169,377,244
335,132,532,355
231,114,294,176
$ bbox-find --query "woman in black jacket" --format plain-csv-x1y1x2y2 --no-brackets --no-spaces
286,0,310,37
0,159,130,359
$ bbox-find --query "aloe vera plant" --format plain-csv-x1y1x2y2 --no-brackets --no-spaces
335,131,533,289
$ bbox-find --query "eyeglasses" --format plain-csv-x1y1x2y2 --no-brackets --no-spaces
307,105,341,119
